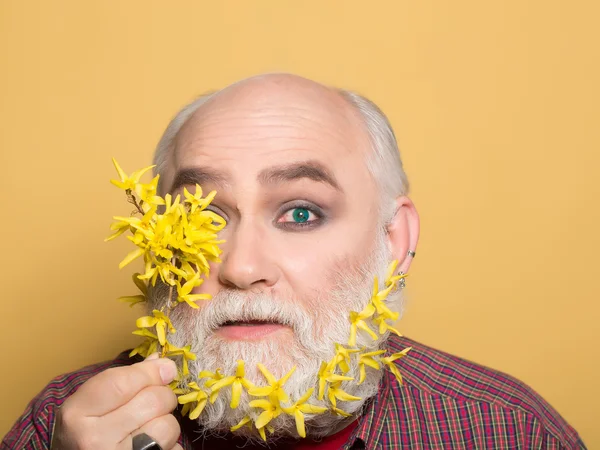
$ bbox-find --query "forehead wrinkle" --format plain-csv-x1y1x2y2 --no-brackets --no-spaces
179,102,359,155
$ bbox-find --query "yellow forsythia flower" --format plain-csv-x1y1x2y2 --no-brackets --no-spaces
110,158,154,192
348,302,377,347
177,382,209,419
281,388,327,438
209,360,255,408
357,350,385,384
136,309,176,346
248,364,296,404
381,347,412,385
317,359,354,400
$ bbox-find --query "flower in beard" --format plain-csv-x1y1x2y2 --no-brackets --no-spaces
209,360,255,408
199,369,226,403
347,302,377,347
333,344,360,374
282,388,327,438
357,349,385,384
249,364,296,404
176,381,209,419
317,358,354,400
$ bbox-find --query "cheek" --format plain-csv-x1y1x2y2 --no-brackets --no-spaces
277,221,379,297
197,260,223,296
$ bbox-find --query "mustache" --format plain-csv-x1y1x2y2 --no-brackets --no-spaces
192,289,313,334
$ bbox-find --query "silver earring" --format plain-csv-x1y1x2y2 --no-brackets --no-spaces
398,271,406,289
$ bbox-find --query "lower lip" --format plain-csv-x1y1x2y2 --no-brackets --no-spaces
216,323,289,341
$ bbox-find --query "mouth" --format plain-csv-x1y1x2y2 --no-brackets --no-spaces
216,319,291,341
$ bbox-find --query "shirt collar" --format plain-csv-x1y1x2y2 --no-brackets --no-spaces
345,371,392,449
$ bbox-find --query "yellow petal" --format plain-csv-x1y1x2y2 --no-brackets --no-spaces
328,374,354,382
189,398,207,420
256,363,276,384
258,426,267,441
210,376,235,393
280,366,296,385
297,387,314,405
182,297,200,309
388,364,403,385
135,316,157,328
131,164,156,183
178,392,199,404
358,365,366,384
386,260,399,282
156,322,166,345
334,389,361,402
332,407,352,417
277,389,289,404
230,380,242,409
357,321,378,340
118,248,144,269
318,377,327,400
241,378,255,390
348,326,357,347
255,410,274,429
249,386,273,397
294,409,306,438
105,227,128,241
372,276,379,298
111,157,127,181
231,416,251,432
248,399,272,410
361,358,380,370
235,360,245,378
299,404,328,414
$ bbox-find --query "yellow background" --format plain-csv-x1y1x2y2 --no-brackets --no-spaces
1,1,598,445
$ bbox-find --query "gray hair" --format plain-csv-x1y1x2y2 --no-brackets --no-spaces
152,87,409,223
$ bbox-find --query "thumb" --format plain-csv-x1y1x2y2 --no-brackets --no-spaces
145,352,160,361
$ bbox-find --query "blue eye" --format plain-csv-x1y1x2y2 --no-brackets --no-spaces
277,204,323,229
291,208,310,223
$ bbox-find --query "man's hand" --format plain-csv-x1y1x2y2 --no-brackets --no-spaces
51,355,182,450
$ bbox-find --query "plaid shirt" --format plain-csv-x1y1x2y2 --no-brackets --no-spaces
2,336,586,449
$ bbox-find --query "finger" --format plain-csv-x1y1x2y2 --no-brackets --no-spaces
69,358,177,416
170,444,184,450
101,385,178,441
146,352,160,361
119,414,181,450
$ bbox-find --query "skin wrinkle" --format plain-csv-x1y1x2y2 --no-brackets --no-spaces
148,74,413,442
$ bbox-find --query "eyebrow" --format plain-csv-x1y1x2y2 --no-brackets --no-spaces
169,160,341,193
170,167,230,193
257,160,341,191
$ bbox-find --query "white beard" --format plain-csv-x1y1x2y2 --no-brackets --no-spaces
150,229,404,442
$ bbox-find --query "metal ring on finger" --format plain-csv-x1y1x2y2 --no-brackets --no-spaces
132,433,163,450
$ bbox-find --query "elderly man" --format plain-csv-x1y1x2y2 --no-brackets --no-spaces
4,74,585,449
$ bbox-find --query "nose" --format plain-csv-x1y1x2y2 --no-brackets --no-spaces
217,219,280,290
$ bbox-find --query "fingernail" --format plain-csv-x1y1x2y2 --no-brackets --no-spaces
158,359,177,384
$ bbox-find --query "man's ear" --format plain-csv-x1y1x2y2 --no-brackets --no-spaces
386,196,420,274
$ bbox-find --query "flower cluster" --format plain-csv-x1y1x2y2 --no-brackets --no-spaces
108,159,411,441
